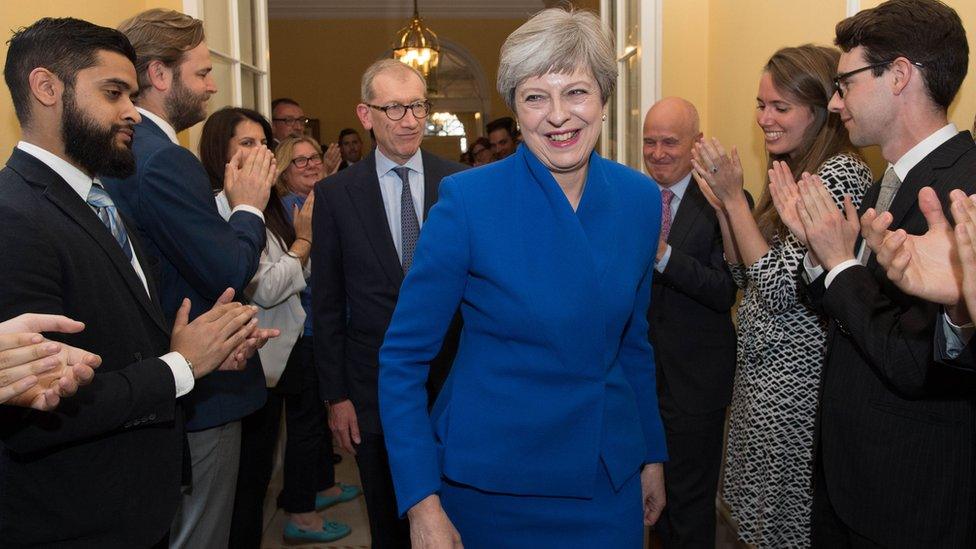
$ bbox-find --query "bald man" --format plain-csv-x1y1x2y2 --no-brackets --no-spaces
643,98,744,548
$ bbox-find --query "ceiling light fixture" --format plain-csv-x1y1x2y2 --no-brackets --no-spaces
392,0,440,91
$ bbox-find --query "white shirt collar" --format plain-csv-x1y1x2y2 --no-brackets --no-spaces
657,171,693,200
890,123,958,181
16,141,96,202
137,107,179,144
375,147,424,179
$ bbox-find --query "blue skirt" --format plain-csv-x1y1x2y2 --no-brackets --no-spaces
439,461,643,549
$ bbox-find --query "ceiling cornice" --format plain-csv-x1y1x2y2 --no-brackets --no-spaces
268,0,548,20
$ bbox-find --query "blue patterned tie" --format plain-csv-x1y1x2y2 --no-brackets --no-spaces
87,182,133,261
395,166,420,273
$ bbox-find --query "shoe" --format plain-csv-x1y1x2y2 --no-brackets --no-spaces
314,483,362,510
332,452,343,464
283,520,351,544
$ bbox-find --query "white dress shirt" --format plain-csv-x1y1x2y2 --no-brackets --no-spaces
375,148,425,262
16,140,194,397
654,172,692,273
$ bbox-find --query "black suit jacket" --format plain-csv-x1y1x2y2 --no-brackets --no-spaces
312,149,466,434
802,132,976,547
648,182,743,414
0,149,182,547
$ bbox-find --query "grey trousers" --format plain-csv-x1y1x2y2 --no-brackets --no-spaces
169,421,242,549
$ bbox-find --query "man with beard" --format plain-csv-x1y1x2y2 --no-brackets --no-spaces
102,9,276,548
0,17,263,547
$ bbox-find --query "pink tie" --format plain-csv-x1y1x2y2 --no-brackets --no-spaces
661,189,675,242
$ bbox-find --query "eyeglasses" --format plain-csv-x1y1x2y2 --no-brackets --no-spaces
832,59,925,98
290,154,323,168
273,116,309,127
366,100,431,121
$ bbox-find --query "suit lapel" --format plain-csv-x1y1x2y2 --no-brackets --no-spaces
667,180,706,248
421,150,440,220
887,132,975,231
346,151,405,287
8,150,169,334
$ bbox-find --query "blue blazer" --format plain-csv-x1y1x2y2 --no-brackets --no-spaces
103,117,267,431
379,145,668,515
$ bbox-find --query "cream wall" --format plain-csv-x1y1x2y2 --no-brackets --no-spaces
0,0,182,154
662,0,976,198
268,17,523,150
662,0,849,198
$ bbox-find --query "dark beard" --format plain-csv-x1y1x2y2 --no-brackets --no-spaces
61,88,135,178
165,71,208,132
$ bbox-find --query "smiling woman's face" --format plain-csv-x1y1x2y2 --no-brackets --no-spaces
514,68,604,183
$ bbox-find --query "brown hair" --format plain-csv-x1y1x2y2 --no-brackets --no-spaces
274,136,324,197
754,44,854,241
835,0,967,111
117,9,205,91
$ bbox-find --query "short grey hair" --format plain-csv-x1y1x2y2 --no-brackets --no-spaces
497,8,617,111
361,58,427,103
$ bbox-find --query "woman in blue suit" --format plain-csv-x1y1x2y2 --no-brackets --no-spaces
379,8,667,548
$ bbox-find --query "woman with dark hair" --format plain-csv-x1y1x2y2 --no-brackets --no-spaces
691,45,872,547
202,108,356,546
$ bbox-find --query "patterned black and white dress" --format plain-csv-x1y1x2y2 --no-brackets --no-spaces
722,153,872,547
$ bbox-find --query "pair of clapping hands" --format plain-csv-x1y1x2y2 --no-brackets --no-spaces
224,146,277,212
689,137,860,270
0,288,279,411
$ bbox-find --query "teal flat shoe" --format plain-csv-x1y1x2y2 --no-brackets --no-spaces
283,520,351,545
314,483,362,510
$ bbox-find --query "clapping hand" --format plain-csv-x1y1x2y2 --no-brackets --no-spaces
691,137,745,205
323,143,342,177
951,190,976,321
0,314,101,411
768,160,809,245
797,173,859,271
224,145,277,211
860,187,961,307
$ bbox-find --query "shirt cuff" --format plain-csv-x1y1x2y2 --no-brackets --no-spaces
824,259,861,289
655,245,672,273
941,310,976,360
232,204,265,222
161,351,195,397
803,253,824,283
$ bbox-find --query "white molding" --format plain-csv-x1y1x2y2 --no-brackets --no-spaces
846,0,860,16
268,0,547,20
182,0,200,18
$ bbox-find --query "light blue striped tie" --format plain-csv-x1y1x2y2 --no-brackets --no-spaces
87,183,133,261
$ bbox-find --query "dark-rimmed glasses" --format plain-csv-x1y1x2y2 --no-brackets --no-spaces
290,154,323,169
366,100,431,121
832,59,925,98
273,116,309,127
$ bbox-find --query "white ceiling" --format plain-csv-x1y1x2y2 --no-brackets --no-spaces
268,0,552,20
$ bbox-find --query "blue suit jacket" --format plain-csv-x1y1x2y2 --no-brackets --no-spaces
103,117,267,431
379,145,668,514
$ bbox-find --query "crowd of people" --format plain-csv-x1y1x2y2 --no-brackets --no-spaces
1,1,975,549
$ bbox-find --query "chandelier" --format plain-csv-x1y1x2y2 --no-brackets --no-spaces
392,0,440,89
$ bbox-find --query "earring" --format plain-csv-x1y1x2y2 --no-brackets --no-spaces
602,113,607,121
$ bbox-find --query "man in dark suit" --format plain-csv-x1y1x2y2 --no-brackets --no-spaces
313,58,465,548
793,1,976,546
0,17,260,547
642,98,738,548
338,127,363,170
102,9,276,548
